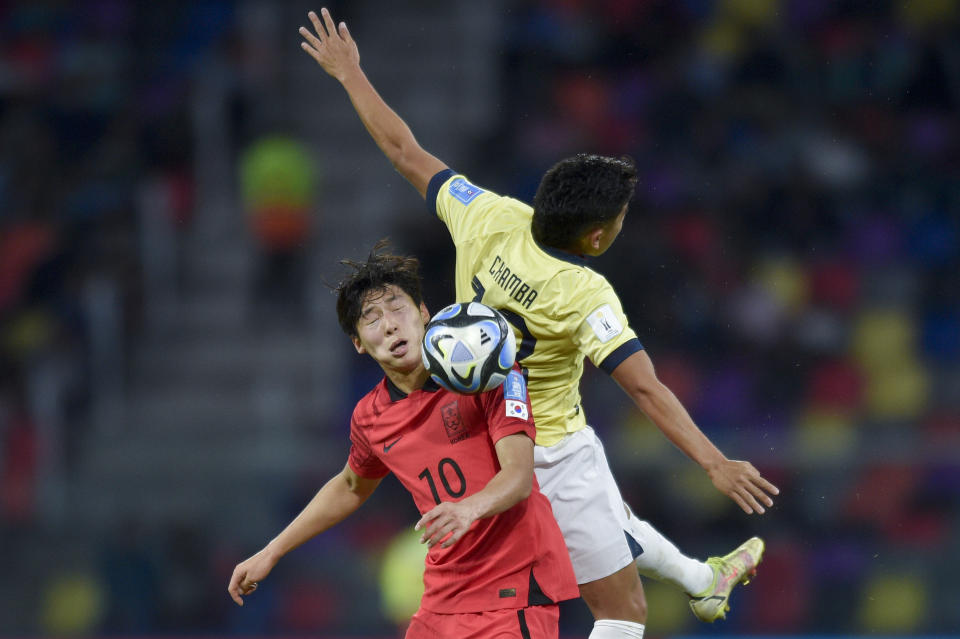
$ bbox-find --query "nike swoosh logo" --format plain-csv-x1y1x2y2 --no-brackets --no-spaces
383,436,403,453
713,551,750,592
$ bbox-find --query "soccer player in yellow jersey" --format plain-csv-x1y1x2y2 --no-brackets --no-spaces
301,9,780,637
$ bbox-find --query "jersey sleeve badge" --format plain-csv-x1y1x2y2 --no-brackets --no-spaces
586,304,624,343
449,177,485,204
504,370,526,402
505,399,529,420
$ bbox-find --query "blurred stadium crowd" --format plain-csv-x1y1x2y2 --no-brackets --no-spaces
1,0,958,636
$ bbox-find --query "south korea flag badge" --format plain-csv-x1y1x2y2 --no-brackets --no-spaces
505,400,529,420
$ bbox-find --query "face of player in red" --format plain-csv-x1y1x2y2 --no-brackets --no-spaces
352,285,431,379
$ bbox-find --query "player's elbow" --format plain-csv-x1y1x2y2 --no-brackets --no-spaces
391,141,430,177
627,378,669,413
505,484,531,511
515,467,534,502
612,354,668,410
342,468,376,500
517,479,532,502
501,466,533,506
388,139,415,168
344,471,359,492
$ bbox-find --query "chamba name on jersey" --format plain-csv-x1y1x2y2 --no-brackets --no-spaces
428,170,644,447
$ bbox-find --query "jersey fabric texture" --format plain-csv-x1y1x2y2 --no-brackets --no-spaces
348,374,578,614
406,604,560,639
428,169,644,447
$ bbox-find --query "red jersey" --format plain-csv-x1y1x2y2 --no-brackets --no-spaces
348,370,578,614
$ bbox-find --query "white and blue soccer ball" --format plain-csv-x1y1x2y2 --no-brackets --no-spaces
421,302,517,394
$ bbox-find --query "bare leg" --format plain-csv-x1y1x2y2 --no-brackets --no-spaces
580,562,647,638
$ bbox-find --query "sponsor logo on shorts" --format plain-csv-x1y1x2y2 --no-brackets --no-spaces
499,588,516,598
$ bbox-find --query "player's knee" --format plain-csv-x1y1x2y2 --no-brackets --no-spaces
618,577,647,622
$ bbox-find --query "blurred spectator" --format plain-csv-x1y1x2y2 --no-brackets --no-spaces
157,523,223,631
0,376,39,525
98,519,160,633
37,569,106,636
239,135,318,326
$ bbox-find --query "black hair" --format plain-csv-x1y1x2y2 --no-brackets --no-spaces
335,238,424,337
531,154,638,250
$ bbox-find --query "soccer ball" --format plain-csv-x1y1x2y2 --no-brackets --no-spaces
421,302,517,394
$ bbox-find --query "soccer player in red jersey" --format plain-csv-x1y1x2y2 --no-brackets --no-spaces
228,242,579,638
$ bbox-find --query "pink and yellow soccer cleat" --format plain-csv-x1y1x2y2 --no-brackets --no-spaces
689,536,765,622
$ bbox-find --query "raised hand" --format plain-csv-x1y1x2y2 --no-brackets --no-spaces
707,458,780,515
299,8,360,82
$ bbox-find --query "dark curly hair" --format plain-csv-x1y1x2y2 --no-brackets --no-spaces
335,238,424,337
532,154,638,250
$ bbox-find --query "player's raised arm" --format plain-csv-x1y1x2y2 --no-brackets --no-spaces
610,350,780,515
227,463,382,605
300,8,448,198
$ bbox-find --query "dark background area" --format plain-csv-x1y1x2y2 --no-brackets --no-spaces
1,0,958,636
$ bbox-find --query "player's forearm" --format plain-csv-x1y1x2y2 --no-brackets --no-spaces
631,383,727,471
264,471,369,560
339,68,423,179
612,351,727,471
460,464,532,521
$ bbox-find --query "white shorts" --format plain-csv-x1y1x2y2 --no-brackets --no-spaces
534,426,641,585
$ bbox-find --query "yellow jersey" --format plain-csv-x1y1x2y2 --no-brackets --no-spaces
428,170,643,446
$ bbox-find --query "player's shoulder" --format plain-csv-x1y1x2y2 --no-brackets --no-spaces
527,259,618,326
350,379,391,425
430,170,490,206
438,172,530,214
540,253,616,296
444,173,492,202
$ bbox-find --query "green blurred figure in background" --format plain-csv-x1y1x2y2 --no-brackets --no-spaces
240,135,318,326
